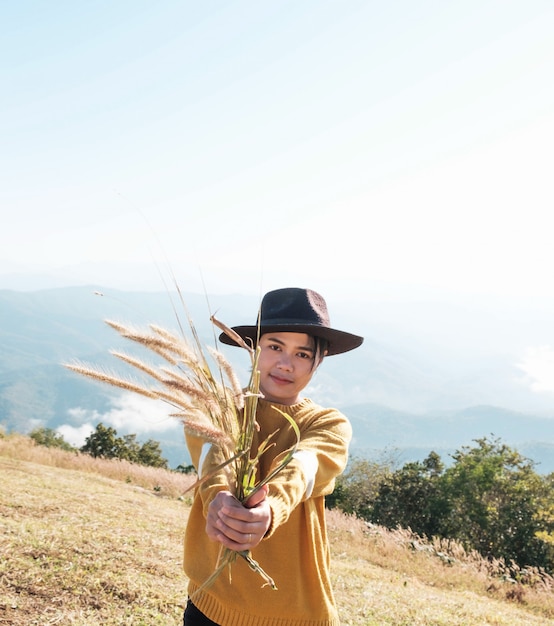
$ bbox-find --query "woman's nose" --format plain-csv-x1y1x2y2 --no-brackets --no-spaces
277,353,293,370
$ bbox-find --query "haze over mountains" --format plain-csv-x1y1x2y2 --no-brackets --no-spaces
1,285,553,473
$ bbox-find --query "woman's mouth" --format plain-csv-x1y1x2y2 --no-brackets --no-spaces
269,373,293,385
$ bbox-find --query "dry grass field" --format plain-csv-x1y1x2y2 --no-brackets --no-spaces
1,434,553,625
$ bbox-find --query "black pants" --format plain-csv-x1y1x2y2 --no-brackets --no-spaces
183,600,220,626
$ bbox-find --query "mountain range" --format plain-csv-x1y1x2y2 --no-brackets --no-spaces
1,286,553,473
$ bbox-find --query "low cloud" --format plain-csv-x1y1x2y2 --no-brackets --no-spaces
517,346,554,393
57,423,95,447
60,392,182,445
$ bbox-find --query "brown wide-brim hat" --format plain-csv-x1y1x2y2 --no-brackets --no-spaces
218,287,364,356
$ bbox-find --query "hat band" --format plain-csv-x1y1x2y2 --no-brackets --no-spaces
259,317,328,328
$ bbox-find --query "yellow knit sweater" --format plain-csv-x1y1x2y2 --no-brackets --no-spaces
183,397,352,626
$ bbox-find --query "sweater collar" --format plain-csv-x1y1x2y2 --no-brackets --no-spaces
257,396,313,414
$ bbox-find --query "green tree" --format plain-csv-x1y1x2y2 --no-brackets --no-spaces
327,457,392,518
371,452,445,537
137,439,168,469
81,423,120,458
535,472,554,568
80,423,168,469
29,427,76,452
439,436,553,570
119,433,141,462
330,436,554,572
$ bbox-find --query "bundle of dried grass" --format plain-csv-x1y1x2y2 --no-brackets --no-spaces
65,312,299,591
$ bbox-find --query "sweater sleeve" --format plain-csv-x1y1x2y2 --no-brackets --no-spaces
265,406,352,537
185,432,231,517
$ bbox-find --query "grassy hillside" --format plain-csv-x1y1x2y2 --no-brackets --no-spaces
1,436,553,626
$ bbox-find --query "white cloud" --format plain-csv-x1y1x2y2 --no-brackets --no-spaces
99,393,178,433
57,423,95,447
63,392,181,442
517,346,554,393
67,406,102,422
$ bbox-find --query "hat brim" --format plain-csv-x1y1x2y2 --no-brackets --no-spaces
218,323,363,356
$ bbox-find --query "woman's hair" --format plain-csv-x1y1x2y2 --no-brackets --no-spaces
312,336,329,370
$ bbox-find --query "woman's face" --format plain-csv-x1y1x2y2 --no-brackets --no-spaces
257,332,320,405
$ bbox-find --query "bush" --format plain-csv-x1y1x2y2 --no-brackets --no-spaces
29,427,77,452
328,457,392,519
371,452,445,538
80,423,168,469
331,436,554,573
439,437,553,571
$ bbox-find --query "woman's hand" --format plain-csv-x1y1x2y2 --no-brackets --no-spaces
206,485,271,550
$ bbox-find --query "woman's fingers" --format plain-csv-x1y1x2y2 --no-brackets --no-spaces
206,488,272,549
244,483,269,508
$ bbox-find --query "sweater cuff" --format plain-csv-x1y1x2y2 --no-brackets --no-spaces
264,495,289,539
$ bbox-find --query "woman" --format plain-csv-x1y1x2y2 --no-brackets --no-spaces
183,287,363,625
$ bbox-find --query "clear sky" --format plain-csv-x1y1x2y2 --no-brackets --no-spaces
2,0,553,304
3,0,554,444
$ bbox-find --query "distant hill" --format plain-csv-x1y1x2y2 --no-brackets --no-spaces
344,402,554,473
1,286,554,473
